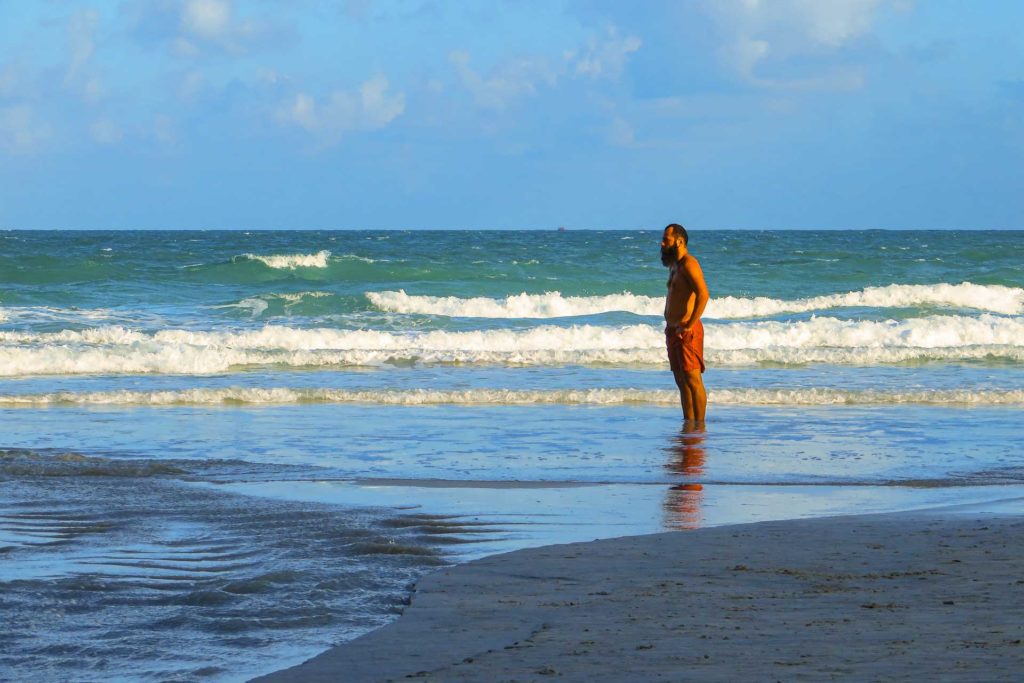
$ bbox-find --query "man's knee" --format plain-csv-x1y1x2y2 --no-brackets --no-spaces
683,370,704,388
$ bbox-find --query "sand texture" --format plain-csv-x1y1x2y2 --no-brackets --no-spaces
254,512,1024,682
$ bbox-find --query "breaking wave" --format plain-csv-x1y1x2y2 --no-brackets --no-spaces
2,387,1023,406
239,250,331,269
366,290,661,318
1,314,1021,375
366,282,1024,319
218,291,335,318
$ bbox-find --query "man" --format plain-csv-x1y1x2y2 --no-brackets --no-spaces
661,223,709,422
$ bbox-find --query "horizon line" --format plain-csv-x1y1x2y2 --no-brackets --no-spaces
4,226,1022,232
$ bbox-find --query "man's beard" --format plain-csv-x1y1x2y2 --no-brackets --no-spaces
661,245,676,266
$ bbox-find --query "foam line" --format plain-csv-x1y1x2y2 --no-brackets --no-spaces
1,387,1022,406
1,315,1021,375
366,283,1024,318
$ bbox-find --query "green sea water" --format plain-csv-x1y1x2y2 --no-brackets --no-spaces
2,229,1021,307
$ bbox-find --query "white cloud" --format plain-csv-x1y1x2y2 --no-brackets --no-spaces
606,116,635,147
276,75,406,146
65,8,99,84
174,37,201,58
450,51,557,111
725,37,771,79
64,8,105,102
257,68,281,86
450,26,641,110
711,0,883,49
282,92,316,129
357,76,407,128
0,105,53,154
570,27,642,80
89,118,122,144
181,0,231,40
704,0,891,88
790,0,882,46
173,0,286,56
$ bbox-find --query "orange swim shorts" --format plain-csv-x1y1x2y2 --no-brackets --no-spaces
666,320,705,373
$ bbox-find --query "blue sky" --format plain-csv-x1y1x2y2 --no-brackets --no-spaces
1,0,1021,229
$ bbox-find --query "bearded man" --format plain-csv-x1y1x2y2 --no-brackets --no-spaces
660,223,709,422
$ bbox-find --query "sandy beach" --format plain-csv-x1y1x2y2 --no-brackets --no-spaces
256,508,1024,682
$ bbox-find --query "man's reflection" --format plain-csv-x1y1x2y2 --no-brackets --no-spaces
663,423,707,530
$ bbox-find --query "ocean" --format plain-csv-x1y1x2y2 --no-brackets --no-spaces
2,229,1022,681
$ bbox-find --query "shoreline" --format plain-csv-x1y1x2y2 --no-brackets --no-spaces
253,506,1024,682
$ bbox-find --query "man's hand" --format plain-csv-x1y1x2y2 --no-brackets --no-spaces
677,321,694,337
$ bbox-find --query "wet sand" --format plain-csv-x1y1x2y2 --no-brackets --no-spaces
254,509,1023,682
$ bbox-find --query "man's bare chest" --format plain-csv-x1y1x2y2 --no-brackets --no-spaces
667,267,694,297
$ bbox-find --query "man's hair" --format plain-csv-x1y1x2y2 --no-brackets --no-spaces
665,223,688,246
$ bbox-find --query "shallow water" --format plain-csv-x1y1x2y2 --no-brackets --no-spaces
2,403,1022,681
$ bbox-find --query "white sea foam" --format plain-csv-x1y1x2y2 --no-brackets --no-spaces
0,306,163,326
1,387,1021,407
712,282,1024,318
219,291,333,318
277,291,333,302
236,298,269,317
241,250,331,269
1,315,1021,375
336,253,377,263
367,283,1024,319
366,290,662,318
0,323,662,375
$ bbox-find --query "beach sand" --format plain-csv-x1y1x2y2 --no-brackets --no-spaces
255,509,1023,682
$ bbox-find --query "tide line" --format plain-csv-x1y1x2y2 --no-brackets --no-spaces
1,387,1022,406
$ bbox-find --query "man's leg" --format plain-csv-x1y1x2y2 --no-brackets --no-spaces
684,370,706,422
673,371,694,420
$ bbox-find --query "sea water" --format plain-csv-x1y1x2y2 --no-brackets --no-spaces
1,229,1022,681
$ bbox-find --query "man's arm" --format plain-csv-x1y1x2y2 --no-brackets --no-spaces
680,257,709,333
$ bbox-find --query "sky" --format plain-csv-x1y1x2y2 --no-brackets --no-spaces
0,0,1022,230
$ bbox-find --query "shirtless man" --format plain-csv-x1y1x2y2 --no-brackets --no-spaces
661,223,709,422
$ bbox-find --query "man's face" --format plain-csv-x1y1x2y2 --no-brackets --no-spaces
660,230,678,266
